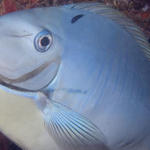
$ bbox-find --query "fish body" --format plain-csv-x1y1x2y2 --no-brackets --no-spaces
0,2,150,150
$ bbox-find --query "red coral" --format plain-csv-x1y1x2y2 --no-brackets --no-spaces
140,10,150,20
3,0,17,14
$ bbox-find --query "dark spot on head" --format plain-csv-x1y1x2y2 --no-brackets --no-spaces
71,14,84,24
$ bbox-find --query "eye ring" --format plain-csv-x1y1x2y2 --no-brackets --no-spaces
34,29,53,53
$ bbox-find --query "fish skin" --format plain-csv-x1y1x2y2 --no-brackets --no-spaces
0,2,150,150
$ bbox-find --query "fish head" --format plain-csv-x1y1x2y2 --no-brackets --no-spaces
0,7,64,91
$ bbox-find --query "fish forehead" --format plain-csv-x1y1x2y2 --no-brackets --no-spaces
0,7,64,34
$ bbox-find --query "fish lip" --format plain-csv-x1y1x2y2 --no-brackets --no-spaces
0,57,61,92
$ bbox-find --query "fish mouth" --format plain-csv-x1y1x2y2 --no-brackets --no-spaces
0,57,61,92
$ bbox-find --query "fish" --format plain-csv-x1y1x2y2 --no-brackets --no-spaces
0,2,150,150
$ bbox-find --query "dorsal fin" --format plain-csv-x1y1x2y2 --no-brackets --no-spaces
65,2,150,60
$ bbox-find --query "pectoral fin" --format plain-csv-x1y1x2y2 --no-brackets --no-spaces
40,96,109,150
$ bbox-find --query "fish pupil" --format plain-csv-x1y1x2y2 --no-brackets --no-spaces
41,37,50,47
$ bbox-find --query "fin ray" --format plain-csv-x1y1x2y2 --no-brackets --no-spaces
42,99,109,150
59,111,99,144
60,110,101,140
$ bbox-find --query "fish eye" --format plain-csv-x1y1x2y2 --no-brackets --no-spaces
34,29,53,53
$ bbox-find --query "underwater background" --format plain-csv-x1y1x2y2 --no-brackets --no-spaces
0,0,149,150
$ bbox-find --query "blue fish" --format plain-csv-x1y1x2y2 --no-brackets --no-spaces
0,2,150,150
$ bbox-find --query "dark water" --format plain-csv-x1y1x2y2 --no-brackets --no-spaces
0,132,22,150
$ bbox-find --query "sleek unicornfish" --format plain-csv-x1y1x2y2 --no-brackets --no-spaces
0,2,150,150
